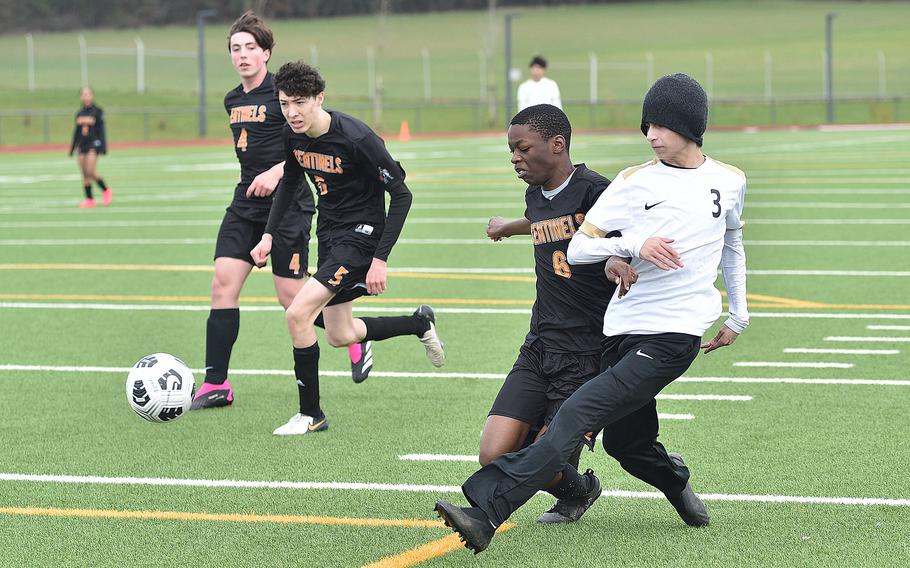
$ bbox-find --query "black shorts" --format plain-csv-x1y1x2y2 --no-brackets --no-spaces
489,340,601,427
313,225,379,306
78,139,104,154
214,203,312,279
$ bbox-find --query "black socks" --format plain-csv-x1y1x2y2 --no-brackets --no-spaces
83,184,92,199
294,343,322,418
96,178,108,191
547,466,591,500
361,314,427,341
204,308,240,385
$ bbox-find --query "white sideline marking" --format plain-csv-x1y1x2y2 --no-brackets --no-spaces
748,219,910,225
825,336,910,343
657,394,752,401
1,472,908,507
734,362,854,369
867,325,910,331
784,348,899,355
745,201,910,210
1,302,910,321
399,454,477,462
0,218,491,229
3,364,909,387
744,270,910,277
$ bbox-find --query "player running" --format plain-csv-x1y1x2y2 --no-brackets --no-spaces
251,61,445,436
481,104,638,524
69,86,112,208
192,12,373,412
435,73,749,553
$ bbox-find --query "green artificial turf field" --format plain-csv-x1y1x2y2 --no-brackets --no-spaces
0,126,908,566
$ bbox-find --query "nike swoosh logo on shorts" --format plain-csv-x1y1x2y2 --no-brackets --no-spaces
635,349,654,360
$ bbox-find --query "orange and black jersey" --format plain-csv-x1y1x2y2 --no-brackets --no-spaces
524,164,616,354
69,104,106,155
266,110,412,262
224,73,303,212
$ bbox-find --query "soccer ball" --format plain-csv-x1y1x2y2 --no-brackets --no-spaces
126,353,195,422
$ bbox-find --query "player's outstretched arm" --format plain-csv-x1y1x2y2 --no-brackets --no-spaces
487,217,531,241
247,161,285,198
702,226,749,354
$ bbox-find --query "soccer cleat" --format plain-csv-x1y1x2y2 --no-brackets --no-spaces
190,379,234,410
272,413,329,436
414,304,445,367
665,453,710,527
434,501,496,554
537,468,602,524
101,188,113,206
349,340,374,383
79,197,96,209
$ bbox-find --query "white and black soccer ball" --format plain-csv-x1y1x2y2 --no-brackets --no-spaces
126,353,195,423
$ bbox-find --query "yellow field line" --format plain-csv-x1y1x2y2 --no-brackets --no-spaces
0,293,534,306
364,524,515,568
0,263,535,283
0,506,444,528
0,505,514,568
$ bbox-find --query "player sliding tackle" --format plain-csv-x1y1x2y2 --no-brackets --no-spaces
251,61,445,436
435,73,749,553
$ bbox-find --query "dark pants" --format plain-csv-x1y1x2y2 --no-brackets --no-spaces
462,333,701,526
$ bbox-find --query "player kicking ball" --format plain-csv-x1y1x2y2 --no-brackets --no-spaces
251,61,445,436
435,73,749,553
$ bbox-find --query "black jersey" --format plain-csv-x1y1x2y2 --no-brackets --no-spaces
524,164,616,354
223,73,292,211
276,110,411,261
69,104,106,155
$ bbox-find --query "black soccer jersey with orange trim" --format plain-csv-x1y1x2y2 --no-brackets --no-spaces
223,73,289,210
281,110,407,234
523,164,616,354
69,104,106,155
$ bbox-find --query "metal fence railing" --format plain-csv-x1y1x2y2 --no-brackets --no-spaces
0,96,905,146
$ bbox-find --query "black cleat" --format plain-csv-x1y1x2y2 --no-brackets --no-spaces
434,501,495,554
537,468,602,524
350,340,374,383
666,453,709,527
415,305,445,367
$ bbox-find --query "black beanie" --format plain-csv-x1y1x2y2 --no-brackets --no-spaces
640,73,708,146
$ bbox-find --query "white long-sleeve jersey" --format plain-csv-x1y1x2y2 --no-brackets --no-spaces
517,77,562,111
567,157,749,338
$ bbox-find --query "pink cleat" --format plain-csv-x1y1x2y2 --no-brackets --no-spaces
101,188,113,206
191,379,234,410
79,198,96,209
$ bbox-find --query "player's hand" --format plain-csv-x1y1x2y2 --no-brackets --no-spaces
246,168,282,198
639,237,683,270
606,256,637,298
700,325,739,354
366,258,388,295
250,234,273,268
486,216,507,241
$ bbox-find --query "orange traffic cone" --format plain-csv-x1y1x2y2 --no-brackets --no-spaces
398,120,411,142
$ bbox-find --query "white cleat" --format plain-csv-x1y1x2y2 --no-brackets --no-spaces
272,413,329,436
415,304,445,368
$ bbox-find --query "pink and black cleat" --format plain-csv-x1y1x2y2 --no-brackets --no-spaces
191,379,234,410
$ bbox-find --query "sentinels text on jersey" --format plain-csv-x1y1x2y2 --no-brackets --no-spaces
524,164,617,354
223,72,287,210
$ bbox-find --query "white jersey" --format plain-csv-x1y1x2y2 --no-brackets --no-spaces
580,157,747,337
517,77,562,111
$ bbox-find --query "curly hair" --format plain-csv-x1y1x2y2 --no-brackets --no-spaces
227,10,274,53
510,104,571,150
274,61,325,99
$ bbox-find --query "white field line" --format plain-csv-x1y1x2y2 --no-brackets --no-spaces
744,269,910,277
733,362,854,369
747,219,910,225
399,454,477,462
2,364,909,387
1,472,908,507
746,202,910,209
3,302,910,321
867,325,910,331
3,237,910,247
825,336,910,343
784,348,900,355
